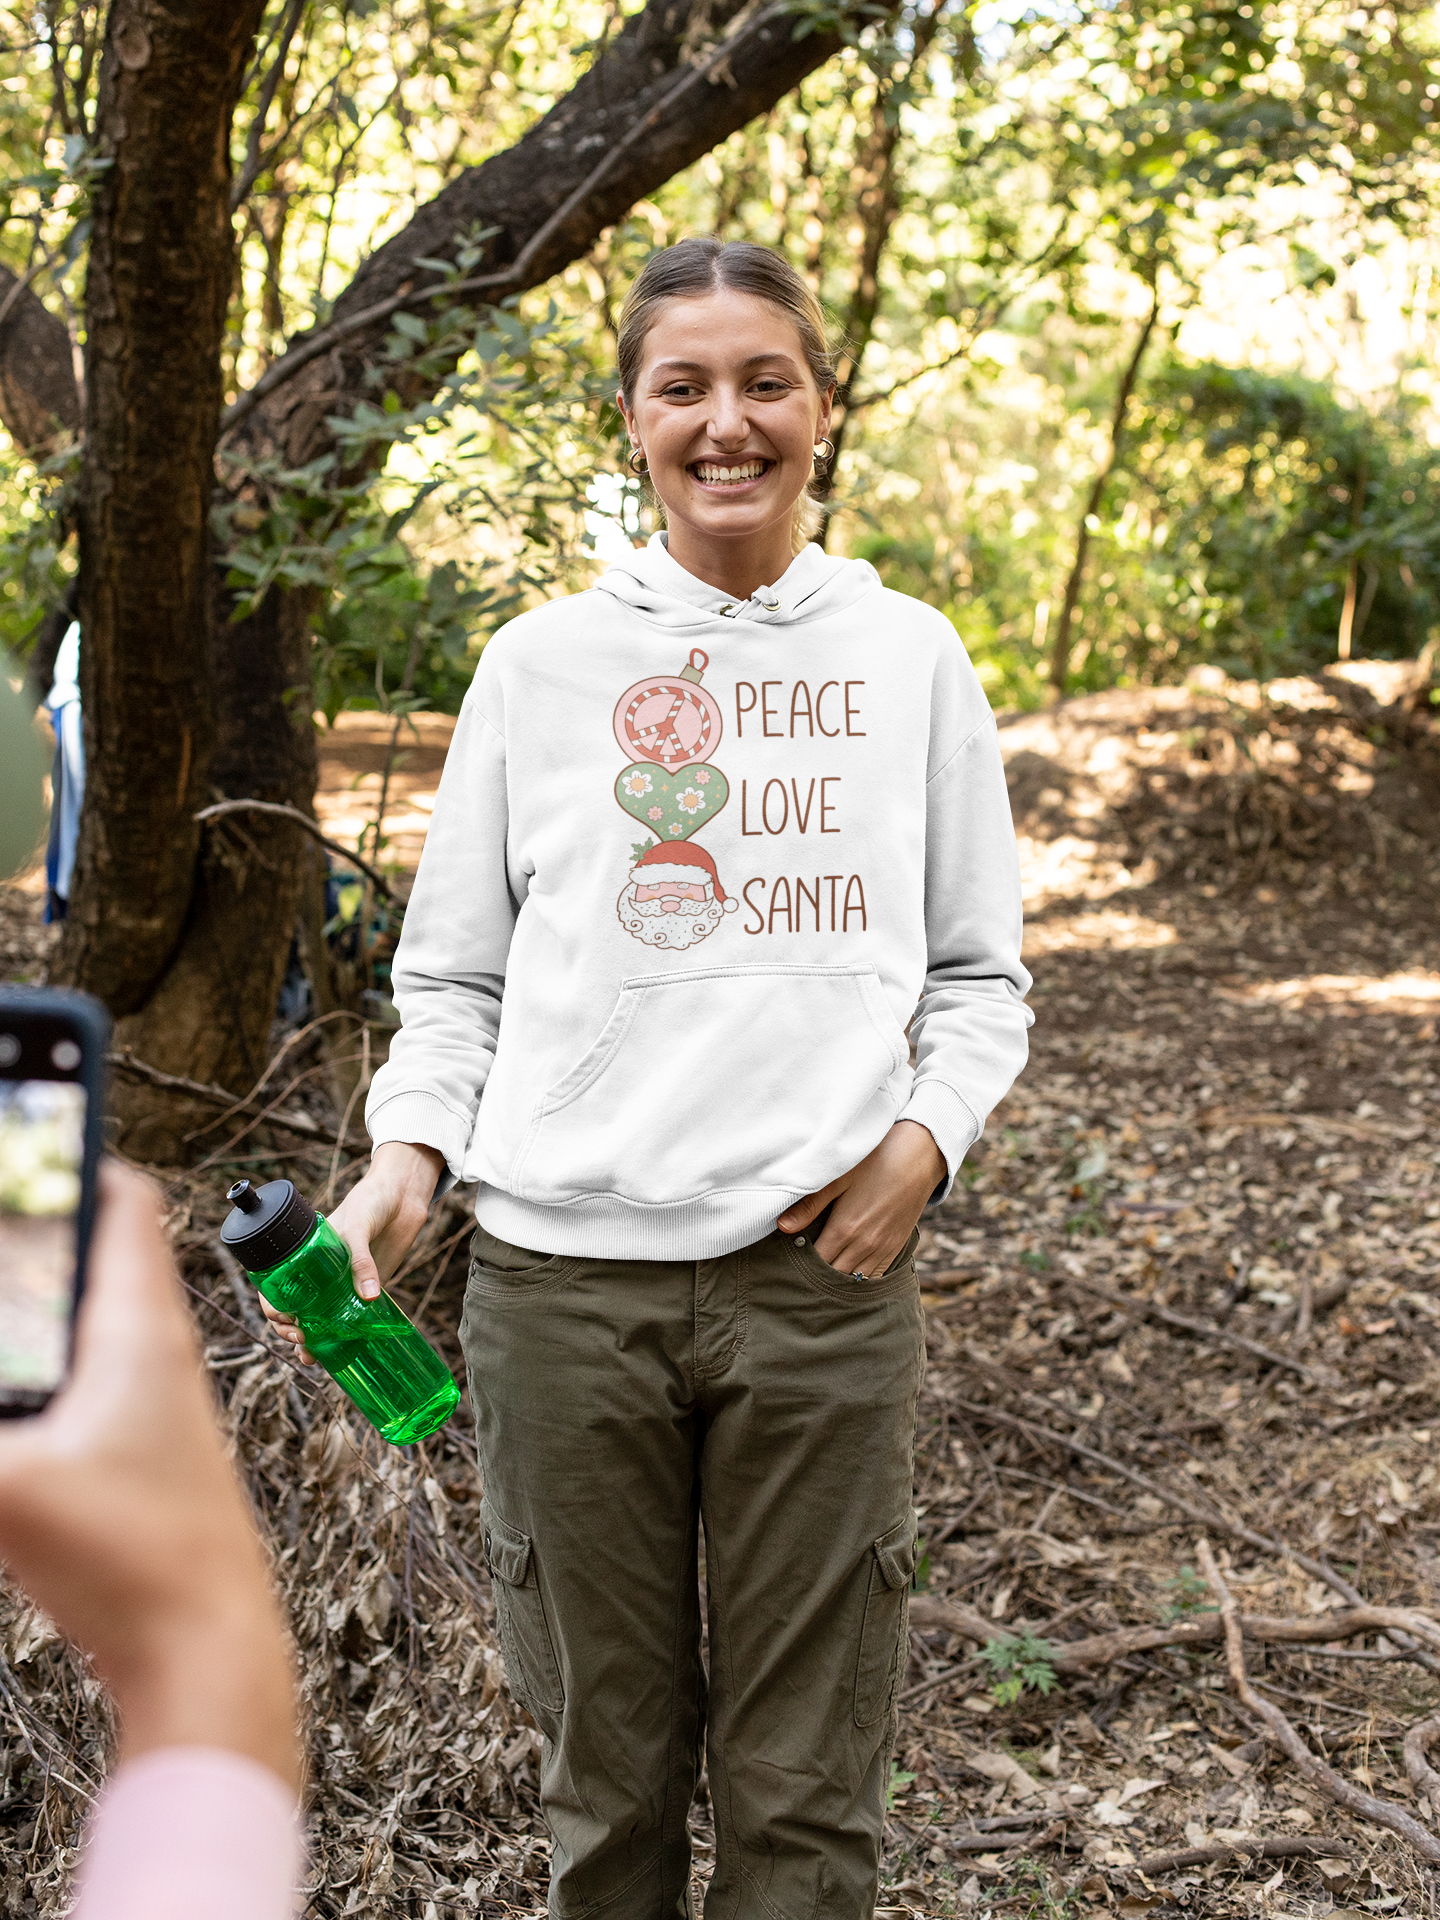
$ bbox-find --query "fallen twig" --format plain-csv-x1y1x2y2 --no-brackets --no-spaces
194,798,397,900
108,1049,369,1152
1133,1836,1349,1874
947,1394,1424,1622
1062,1273,1317,1382
907,1593,1440,1670
1403,1715,1440,1824
1196,1538,1440,1864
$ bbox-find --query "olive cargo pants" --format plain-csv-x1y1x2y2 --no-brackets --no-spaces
459,1222,925,1920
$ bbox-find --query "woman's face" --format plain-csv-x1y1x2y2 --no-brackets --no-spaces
619,288,833,557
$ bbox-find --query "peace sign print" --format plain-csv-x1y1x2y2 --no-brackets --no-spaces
612,649,724,769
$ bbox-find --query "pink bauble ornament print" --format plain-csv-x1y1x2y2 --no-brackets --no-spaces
613,648,723,768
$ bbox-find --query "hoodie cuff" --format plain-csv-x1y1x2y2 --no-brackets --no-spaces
365,1090,472,1186
899,1080,981,1203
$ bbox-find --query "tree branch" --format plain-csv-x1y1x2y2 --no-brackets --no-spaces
230,0,308,212
219,0,787,436
220,0,900,469
1135,1838,1349,1875
194,798,397,899
1048,280,1162,693
1197,1538,1440,1865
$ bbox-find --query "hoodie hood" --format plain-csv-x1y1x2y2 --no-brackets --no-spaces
595,531,880,631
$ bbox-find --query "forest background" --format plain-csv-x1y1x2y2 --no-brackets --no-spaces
2,0,1438,1154
5,0,1440,721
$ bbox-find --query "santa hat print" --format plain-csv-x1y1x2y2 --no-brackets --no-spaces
633,838,734,906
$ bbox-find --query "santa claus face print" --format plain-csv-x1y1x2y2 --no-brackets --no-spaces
616,879,727,950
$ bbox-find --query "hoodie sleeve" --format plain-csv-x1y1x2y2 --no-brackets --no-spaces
898,710,1033,1194
364,696,516,1176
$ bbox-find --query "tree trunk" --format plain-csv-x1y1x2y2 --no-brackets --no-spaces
56,0,271,1158
1336,444,1368,660
1048,287,1161,696
809,10,943,548
57,0,900,1160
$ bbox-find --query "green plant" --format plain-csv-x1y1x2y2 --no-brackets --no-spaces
998,1858,1085,1918
1162,1565,1218,1621
911,1536,931,1593
885,1759,916,1810
981,1631,1059,1707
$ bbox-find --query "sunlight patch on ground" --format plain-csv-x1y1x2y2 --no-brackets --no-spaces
1218,972,1440,1009
1025,910,1179,956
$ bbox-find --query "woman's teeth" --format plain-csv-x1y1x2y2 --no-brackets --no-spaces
694,461,767,484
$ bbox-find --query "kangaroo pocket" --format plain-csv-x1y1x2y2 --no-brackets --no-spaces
506,962,907,1208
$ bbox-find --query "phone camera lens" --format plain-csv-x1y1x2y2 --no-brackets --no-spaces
51,1039,81,1070
0,1035,18,1067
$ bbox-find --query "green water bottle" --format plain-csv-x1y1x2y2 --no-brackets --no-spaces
221,1178,459,1445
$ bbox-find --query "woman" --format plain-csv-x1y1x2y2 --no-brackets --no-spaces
279,238,1031,1919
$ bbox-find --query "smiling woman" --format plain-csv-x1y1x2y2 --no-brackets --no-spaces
269,233,1033,1919
615,238,836,593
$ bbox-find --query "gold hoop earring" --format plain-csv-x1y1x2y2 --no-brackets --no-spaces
628,447,649,475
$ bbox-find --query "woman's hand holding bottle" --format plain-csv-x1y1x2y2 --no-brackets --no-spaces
257,1141,444,1363
778,1120,946,1277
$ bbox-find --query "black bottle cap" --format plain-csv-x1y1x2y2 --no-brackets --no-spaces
221,1178,317,1273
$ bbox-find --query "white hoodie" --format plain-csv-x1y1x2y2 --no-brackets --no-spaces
365,534,1032,1260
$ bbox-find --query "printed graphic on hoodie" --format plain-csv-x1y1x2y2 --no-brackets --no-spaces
613,648,738,950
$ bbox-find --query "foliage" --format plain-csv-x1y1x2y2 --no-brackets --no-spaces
0,444,77,656
213,283,608,716
885,1759,916,1809
981,1630,1059,1706
3,0,1440,710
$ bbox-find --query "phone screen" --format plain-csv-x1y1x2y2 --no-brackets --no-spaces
0,1074,86,1405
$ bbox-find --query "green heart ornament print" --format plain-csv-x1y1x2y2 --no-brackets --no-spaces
615,763,729,844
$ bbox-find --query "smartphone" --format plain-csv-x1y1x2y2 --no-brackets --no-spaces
0,988,109,1416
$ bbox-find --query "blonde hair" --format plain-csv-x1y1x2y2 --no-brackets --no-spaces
616,238,837,551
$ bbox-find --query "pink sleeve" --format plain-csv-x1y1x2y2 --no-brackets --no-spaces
71,1748,303,1920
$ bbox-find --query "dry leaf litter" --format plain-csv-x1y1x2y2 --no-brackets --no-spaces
1,658,1438,1919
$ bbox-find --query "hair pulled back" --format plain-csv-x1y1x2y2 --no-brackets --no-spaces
615,238,836,405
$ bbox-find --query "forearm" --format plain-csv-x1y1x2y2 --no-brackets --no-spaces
111,1595,300,1792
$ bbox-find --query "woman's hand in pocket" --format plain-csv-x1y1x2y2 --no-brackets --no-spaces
778,1121,947,1277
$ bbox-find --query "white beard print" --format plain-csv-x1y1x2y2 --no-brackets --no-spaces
616,883,726,950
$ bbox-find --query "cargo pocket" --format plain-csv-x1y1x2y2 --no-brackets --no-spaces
854,1512,918,1727
482,1499,564,1715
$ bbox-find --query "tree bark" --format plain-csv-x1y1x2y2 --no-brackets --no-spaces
0,265,81,458
56,0,272,1157
1047,286,1161,696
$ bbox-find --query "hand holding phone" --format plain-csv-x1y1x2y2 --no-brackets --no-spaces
0,1159,300,1786
0,988,107,1416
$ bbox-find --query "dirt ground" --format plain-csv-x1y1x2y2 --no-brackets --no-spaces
1,661,1438,1919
